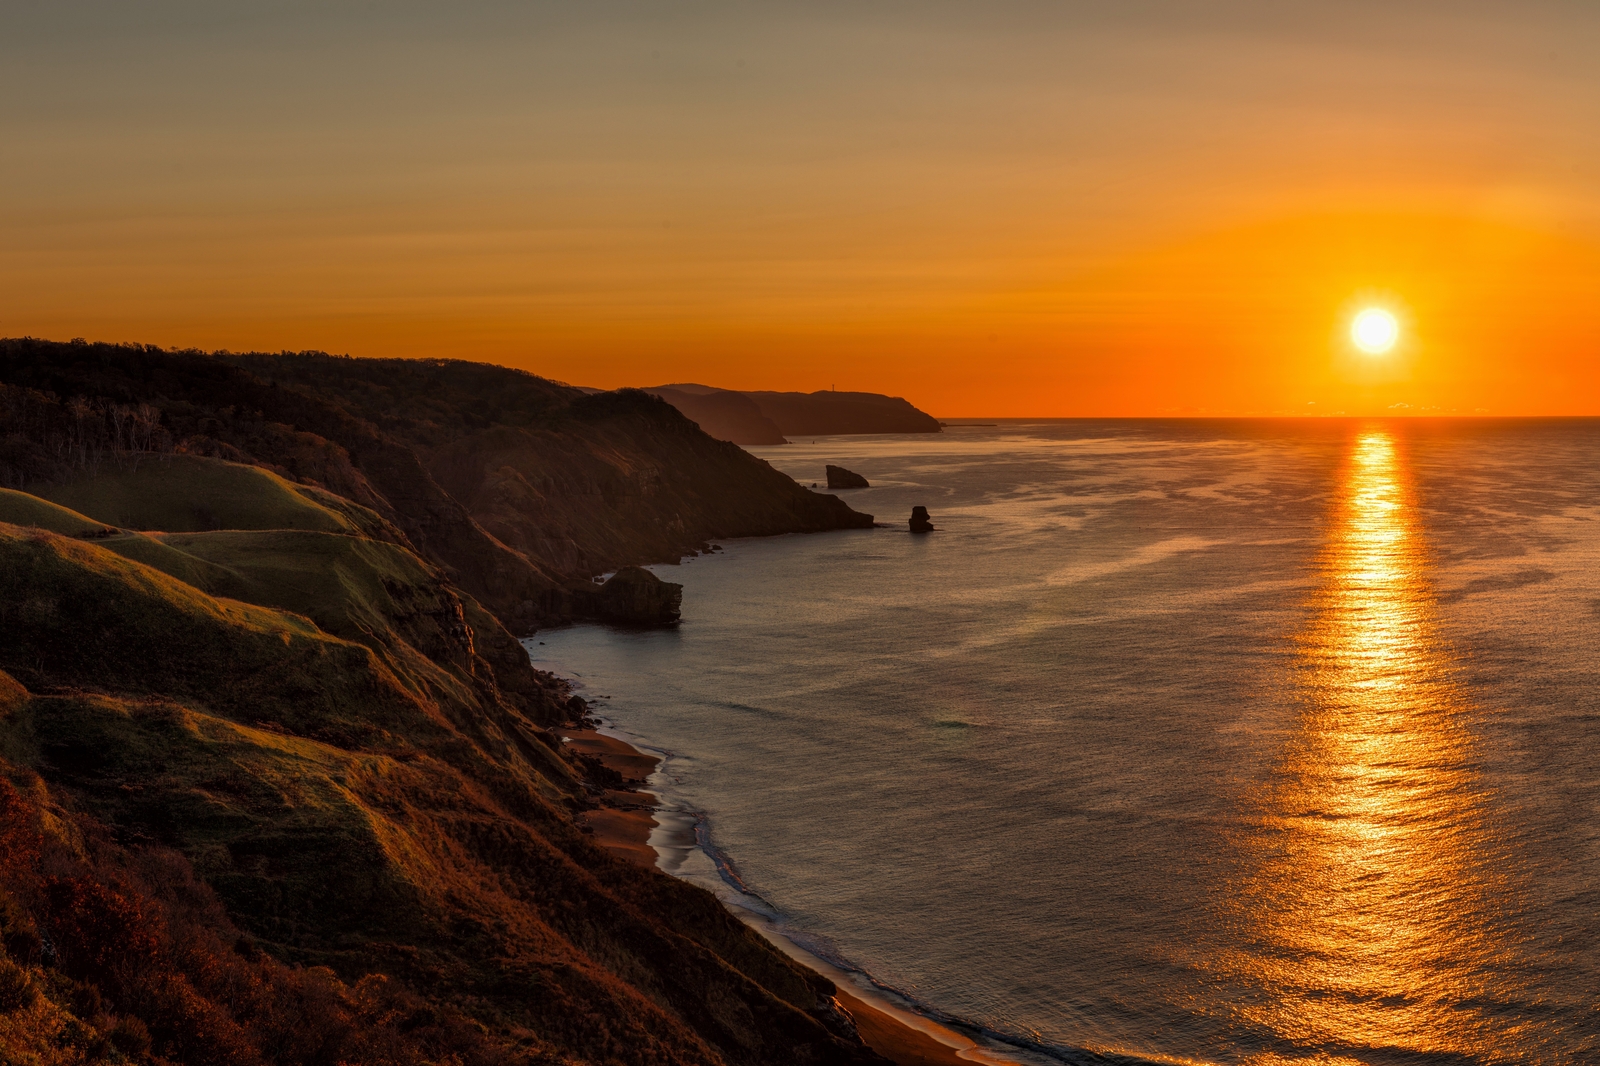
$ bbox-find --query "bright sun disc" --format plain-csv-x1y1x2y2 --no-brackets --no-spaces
1352,308,1399,354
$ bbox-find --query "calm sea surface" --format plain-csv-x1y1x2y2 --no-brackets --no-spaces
527,420,1600,1065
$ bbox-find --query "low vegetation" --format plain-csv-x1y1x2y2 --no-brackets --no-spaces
0,338,887,1064
34,453,399,540
0,497,879,1064
0,338,872,628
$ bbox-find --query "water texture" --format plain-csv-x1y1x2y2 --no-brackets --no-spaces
528,420,1600,1065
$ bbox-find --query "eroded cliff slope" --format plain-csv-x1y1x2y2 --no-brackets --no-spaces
0,338,888,1064
0,340,873,629
0,499,882,1065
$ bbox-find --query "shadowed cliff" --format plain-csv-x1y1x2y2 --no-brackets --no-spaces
0,338,894,1062
0,339,873,630
0,499,884,1065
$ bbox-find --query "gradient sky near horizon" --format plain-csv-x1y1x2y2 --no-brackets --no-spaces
4,1,1600,416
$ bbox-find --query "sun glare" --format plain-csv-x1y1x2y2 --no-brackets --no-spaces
1352,308,1400,354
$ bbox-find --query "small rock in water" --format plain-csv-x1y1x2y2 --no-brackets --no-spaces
909,506,935,533
826,464,870,489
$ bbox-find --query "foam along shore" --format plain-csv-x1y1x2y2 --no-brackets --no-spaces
559,719,1029,1066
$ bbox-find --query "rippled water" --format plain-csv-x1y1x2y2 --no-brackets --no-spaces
527,420,1600,1065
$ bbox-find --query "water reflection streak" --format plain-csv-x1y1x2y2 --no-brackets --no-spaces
1229,431,1514,1062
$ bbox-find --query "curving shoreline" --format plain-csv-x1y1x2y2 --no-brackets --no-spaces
558,716,1026,1066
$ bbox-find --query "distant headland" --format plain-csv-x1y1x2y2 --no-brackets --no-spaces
640,383,942,444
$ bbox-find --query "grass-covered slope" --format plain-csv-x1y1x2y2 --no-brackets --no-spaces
0,338,889,1061
0,517,882,1066
0,738,525,1066
0,523,442,748
35,453,398,540
0,339,874,629
0,342,567,624
0,488,114,536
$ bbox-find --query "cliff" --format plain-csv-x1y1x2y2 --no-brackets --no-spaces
0,339,905,1062
0,340,873,630
0,339,901,1060
0,485,884,1064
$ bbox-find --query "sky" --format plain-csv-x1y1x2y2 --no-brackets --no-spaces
4,1,1600,416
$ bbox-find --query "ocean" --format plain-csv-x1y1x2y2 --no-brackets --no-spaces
525,420,1600,1065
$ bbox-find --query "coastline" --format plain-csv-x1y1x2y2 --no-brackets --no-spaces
557,716,1031,1066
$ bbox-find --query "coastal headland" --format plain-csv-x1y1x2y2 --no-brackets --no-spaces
641,385,942,446
0,338,893,1064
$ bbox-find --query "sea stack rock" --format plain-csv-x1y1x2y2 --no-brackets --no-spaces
594,566,684,625
909,506,935,533
825,464,870,489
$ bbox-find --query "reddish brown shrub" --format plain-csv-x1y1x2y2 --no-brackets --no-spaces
0,768,529,1066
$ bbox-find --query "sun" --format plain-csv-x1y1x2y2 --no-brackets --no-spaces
1351,308,1399,354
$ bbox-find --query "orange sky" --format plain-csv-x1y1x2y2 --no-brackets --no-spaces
4,2,1600,415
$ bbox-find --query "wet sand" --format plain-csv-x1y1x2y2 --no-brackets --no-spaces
558,722,1015,1065
836,986,975,1066
558,726,662,867
742,911,1016,1066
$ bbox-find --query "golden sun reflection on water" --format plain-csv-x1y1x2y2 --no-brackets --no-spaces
1226,431,1515,1063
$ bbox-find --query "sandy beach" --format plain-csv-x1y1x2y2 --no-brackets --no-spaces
558,726,661,867
558,721,1016,1066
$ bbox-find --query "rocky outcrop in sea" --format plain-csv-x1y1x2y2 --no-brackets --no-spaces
590,565,684,625
826,465,870,489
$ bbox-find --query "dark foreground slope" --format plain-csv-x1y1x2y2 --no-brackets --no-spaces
0,511,883,1065
0,340,872,628
0,339,888,1062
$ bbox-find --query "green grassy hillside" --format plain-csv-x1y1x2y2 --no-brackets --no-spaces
95,529,242,594
0,487,246,593
0,487,115,536
0,486,484,684
34,454,394,539
154,529,459,650
0,522,433,747
0,338,887,1065
0,521,876,1066
0,339,874,627
147,528,498,714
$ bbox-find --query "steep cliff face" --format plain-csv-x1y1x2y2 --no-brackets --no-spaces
0,508,883,1065
0,339,891,1064
214,354,875,615
422,389,871,580
0,340,873,628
